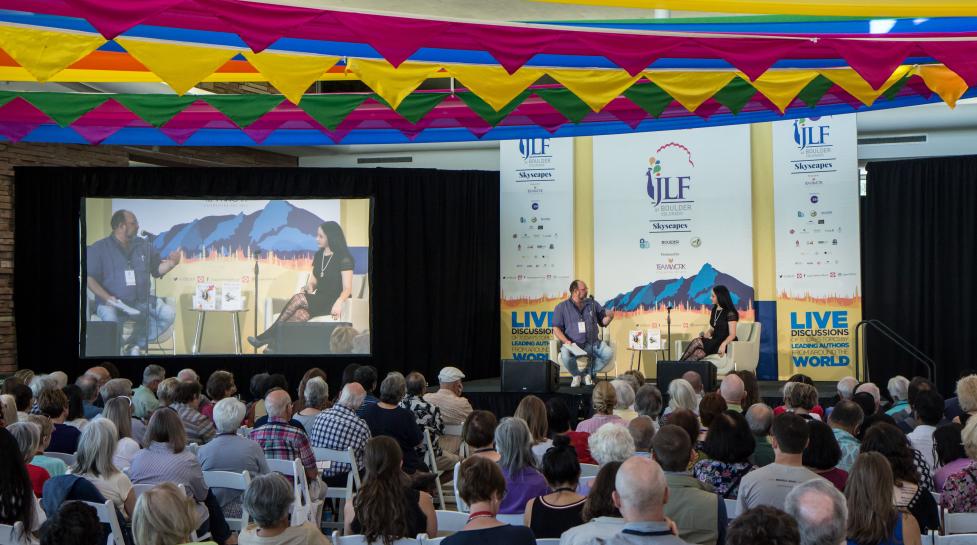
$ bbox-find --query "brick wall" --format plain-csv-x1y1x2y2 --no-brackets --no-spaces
0,143,298,373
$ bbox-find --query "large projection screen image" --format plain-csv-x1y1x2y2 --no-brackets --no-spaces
82,198,371,357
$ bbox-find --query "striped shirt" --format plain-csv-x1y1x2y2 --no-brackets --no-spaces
127,441,208,501
309,404,372,478
250,417,317,475
172,403,216,445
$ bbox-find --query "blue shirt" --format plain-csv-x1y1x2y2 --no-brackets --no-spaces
553,298,607,345
86,235,162,304
82,401,102,420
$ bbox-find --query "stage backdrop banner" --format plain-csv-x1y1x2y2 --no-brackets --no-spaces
593,126,755,376
773,115,862,381
500,137,575,360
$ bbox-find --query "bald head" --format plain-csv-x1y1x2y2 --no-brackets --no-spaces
745,403,773,436
337,383,366,411
177,369,199,383
85,367,110,388
682,371,703,394
720,374,745,406
613,456,668,522
628,415,656,452
784,479,848,545
265,389,292,418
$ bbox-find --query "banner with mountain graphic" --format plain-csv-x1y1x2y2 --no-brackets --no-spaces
593,126,755,375
773,115,861,381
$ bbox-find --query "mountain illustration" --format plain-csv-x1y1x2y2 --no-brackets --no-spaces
604,263,754,312
152,200,326,258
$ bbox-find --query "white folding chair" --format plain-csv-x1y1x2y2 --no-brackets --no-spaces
724,498,738,520
435,510,468,533
934,533,977,544
84,500,126,545
424,429,448,510
269,457,324,527
312,446,361,530
43,451,77,467
0,523,29,545
452,462,467,513
943,509,977,534
496,513,525,526
331,531,426,545
580,464,600,478
202,470,252,532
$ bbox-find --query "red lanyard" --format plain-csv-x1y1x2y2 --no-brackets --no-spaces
467,511,494,522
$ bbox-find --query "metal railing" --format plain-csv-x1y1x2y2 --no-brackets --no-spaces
854,320,935,382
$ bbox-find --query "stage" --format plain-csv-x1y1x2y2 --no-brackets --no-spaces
463,377,839,420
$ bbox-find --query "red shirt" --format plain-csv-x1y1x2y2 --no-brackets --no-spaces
27,464,50,498
564,431,596,465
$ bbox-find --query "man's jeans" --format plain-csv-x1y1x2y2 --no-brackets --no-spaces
96,298,175,349
559,340,613,378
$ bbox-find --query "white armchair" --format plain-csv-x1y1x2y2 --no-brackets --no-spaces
673,322,761,376
548,337,616,376
264,272,370,333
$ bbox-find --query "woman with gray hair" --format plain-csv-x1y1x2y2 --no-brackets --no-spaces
7,421,49,497
294,377,329,432
72,419,136,519
239,473,329,545
198,397,270,513
610,379,638,422
102,397,140,470
588,423,636,466
496,417,549,514
662,379,698,425
360,372,426,474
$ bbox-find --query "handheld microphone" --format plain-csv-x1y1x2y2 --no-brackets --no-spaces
140,230,156,240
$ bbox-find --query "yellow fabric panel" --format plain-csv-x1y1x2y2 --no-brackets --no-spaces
243,51,339,105
818,65,912,106
348,59,441,110
445,65,544,111
0,26,105,82
116,38,239,95
645,71,736,112
548,69,641,112
750,71,819,113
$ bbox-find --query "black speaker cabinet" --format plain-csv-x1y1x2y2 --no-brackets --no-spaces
275,321,353,354
501,359,560,393
657,360,718,398
85,321,120,357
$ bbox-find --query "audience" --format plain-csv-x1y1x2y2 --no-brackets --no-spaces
0,427,44,534
292,368,329,415
745,404,774,467
801,421,847,491
133,364,165,420
589,423,636,466
240,473,328,545
204,370,238,421
62,385,89,430
496,417,549,514
784,479,847,545
634,384,664,423
954,374,977,425
737,413,820,512
12,382,33,422
860,423,939,532
854,383,881,415
602,456,689,545
546,397,595,464
524,434,586,537
941,416,977,513
38,501,102,545
933,423,968,492
734,370,760,411
827,400,863,472
694,412,756,499
906,389,944,474
515,395,553,464
38,388,80,454
8,422,49,497
682,372,704,402
199,398,270,512
361,372,426,475
75,375,102,419
423,366,473,456
785,383,820,421
885,376,911,417
445,456,535,545
628,416,656,457
610,380,638,422
354,366,380,418
25,415,67,477
944,372,976,423
103,397,142,468
310,383,373,487
171,381,216,445
156,377,179,408
653,425,727,545
697,394,728,443
401,372,454,472
774,375,824,420
577,382,627,434
727,506,799,545
294,377,329,432
345,436,437,541
72,418,136,519
845,452,921,545
1,393,17,426
895,377,936,432
132,482,204,545
251,389,320,488
563,461,625,544
663,379,698,423
668,410,704,469
461,410,501,462
719,374,745,413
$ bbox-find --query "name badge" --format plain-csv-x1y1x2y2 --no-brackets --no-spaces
125,269,136,286
577,321,586,334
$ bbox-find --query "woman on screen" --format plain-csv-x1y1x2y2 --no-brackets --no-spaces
679,284,739,361
247,221,354,351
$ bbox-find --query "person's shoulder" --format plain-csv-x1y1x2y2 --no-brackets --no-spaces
502,524,536,541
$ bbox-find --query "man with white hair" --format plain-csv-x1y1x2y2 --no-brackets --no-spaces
198,398,270,509
719,374,745,413
784,479,848,545
836,377,858,401
133,364,165,419
75,374,102,419
250,389,318,485
423,366,473,455
746,403,775,467
885,375,911,417
605,457,689,544
589,422,636,465
310,383,372,487
177,368,199,384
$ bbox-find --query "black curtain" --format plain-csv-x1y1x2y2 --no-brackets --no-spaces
862,156,977,394
14,167,500,397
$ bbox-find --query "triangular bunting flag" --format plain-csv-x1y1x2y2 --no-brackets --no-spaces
300,95,370,130
23,92,111,127
879,72,913,101
535,88,593,123
918,41,977,88
916,65,968,108
114,94,198,127
201,94,284,128
827,39,914,90
479,26,557,74
0,98,50,142
70,100,139,144
374,93,449,123
334,12,449,67
349,59,441,110
242,51,339,105
198,0,322,53
0,26,105,82
819,65,912,106
62,0,183,39
647,71,735,112
446,65,543,112
751,71,819,113
456,91,530,126
0,91,18,111
623,82,674,118
116,38,239,95
711,76,757,114
699,38,804,81
594,34,680,76
796,75,835,107
548,69,641,112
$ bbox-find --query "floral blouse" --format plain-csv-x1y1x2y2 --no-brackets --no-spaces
692,459,756,499
399,393,445,460
941,460,977,513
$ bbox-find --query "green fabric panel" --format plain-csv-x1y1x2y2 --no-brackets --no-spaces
114,94,198,127
796,75,835,107
456,91,529,126
201,94,284,128
623,82,674,117
300,95,369,130
21,93,110,127
712,78,757,114
0,91,21,111
537,88,599,123
372,93,450,123
880,72,912,101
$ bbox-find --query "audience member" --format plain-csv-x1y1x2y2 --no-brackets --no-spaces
845,452,921,545
345,436,437,540
663,380,698,424
943,371,976,422
203,370,237,420
310,383,373,487
353,365,380,418
12,382,33,422
933,423,968,492
694,412,756,500
720,375,745,413
1,393,16,427
361,372,425,475
621,370,646,388
72,418,136,518
611,380,638,422
0,427,45,534
850,392,875,419
546,397,596,464
75,374,102,418
38,388,80,454
786,383,820,421
941,416,977,513
401,372,454,472
737,413,820,512
251,389,320,486
733,370,760,411
25,415,67,478
668,410,703,469
62,385,89,430
629,416,656,457
199,398,270,511
525,434,586,537
39,501,102,545
907,389,944,474
784,478,847,545
515,395,553,464
423,366,474,456
102,397,142,469
133,365,165,420
836,377,858,403
240,473,328,545
774,374,825,420
895,377,935,432
496,417,549,514
30,375,58,411
156,377,179,408
827,400,863,472
292,368,329,415
601,456,689,545
563,461,626,545
171,381,216,445
745,404,774,467
578,382,627,434
860,423,939,532
99,378,132,405
634,384,664,423
727,506,798,545
132,482,204,545
885,376,911,417
653,425,727,545
461,410,501,462
682,371,704,402
854,383,881,414
802,421,847,491
250,374,288,426
294,377,329,432
8,422,49,497
176,368,201,385
445,456,535,545
245,373,270,424
698,394,728,442
589,423,636,466
953,374,977,425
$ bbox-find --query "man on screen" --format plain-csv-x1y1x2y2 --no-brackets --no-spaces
87,209,180,356
553,279,613,388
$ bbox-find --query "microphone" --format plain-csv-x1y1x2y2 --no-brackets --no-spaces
140,230,156,240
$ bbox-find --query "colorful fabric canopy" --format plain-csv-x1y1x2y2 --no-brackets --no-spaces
528,0,977,17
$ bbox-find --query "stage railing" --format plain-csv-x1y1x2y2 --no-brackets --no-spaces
854,320,935,383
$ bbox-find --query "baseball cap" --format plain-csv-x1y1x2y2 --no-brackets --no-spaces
438,367,465,383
